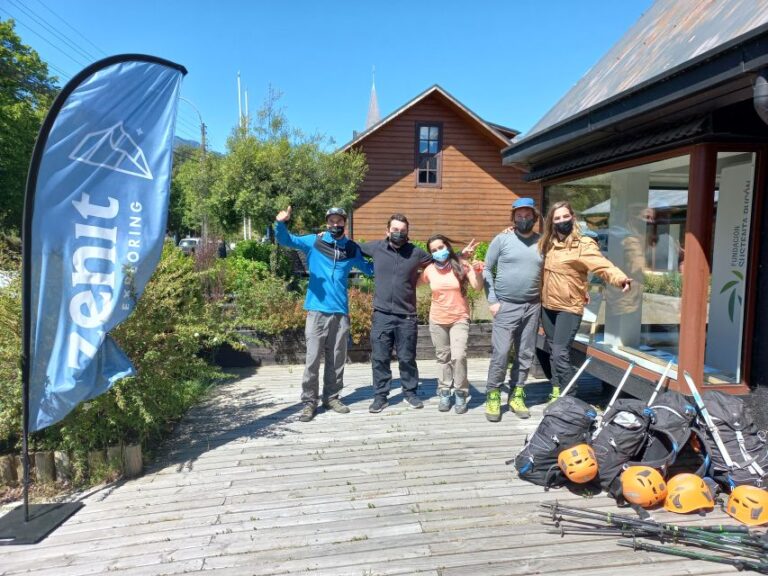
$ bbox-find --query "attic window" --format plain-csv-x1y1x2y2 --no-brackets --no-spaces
415,123,442,186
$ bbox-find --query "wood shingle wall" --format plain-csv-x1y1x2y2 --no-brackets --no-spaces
350,92,541,244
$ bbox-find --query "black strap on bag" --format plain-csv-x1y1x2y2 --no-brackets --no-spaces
592,398,655,500
630,390,708,477
696,390,768,489
511,395,598,488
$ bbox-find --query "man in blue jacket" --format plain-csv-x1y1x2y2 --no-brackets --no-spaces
275,206,373,422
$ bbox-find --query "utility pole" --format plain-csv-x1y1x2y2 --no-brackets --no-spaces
179,97,209,240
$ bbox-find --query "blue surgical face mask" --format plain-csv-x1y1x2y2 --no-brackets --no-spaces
432,247,450,263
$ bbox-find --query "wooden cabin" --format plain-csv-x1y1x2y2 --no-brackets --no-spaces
501,0,768,416
341,85,540,244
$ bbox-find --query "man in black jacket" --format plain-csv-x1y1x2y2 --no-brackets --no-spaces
360,214,432,413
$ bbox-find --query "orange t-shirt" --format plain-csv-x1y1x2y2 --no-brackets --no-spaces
420,263,470,324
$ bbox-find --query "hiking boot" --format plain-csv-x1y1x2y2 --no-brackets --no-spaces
299,404,316,422
508,386,530,419
454,390,469,414
369,396,388,413
437,389,452,412
403,394,424,409
547,386,561,404
322,397,350,414
485,389,501,422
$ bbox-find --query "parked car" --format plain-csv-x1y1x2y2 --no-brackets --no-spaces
178,237,200,255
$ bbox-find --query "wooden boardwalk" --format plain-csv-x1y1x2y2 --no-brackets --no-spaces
0,359,749,575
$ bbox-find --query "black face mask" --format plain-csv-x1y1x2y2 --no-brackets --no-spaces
328,225,345,239
554,219,574,237
515,217,535,234
389,231,407,246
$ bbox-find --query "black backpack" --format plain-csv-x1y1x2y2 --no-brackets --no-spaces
696,391,768,489
630,390,707,477
592,398,655,499
513,395,597,488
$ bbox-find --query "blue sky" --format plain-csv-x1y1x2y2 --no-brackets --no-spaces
6,0,654,153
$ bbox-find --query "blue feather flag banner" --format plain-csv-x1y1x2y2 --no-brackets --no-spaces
23,56,187,432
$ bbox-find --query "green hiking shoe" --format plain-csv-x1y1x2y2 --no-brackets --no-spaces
485,389,501,422
547,386,561,404
508,387,530,419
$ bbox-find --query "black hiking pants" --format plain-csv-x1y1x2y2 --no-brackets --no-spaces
541,307,582,391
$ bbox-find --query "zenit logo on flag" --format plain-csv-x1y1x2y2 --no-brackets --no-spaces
23,55,187,432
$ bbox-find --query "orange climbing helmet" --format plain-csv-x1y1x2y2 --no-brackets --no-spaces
664,473,714,514
558,444,598,484
621,466,667,508
725,485,768,526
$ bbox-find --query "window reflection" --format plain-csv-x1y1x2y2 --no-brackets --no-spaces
546,155,690,371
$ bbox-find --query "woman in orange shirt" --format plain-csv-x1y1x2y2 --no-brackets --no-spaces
419,234,482,414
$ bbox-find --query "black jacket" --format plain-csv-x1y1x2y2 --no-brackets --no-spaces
360,239,432,316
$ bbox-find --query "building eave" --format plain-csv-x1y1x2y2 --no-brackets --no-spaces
503,23,768,170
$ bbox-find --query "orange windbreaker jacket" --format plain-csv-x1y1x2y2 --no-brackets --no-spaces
541,235,628,315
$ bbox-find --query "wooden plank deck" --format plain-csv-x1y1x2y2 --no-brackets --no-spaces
0,359,750,575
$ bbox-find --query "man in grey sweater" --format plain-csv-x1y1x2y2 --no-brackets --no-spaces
482,197,543,421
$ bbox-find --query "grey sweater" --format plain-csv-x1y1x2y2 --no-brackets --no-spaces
483,230,543,304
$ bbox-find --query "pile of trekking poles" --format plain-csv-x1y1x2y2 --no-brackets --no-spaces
541,500,768,573
509,356,768,571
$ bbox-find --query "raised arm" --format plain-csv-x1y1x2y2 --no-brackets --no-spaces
580,238,632,291
359,241,375,259
465,261,483,291
274,206,313,253
352,246,374,277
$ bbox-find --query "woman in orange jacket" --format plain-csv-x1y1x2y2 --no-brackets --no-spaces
539,201,632,400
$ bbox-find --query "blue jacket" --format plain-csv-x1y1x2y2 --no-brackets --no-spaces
275,221,373,314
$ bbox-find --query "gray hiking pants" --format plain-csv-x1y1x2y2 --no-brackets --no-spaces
301,311,349,405
428,319,470,393
486,300,541,391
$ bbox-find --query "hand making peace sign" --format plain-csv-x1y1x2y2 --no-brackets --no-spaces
460,238,480,259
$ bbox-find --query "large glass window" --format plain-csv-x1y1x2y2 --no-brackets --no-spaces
704,152,756,384
416,124,441,185
546,155,690,372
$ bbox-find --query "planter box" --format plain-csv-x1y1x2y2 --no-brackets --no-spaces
212,323,548,379
215,323,495,367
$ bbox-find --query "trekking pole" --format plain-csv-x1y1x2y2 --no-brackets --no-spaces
592,362,635,437
547,521,766,558
647,359,673,406
682,371,735,469
543,501,752,536
542,502,762,547
560,355,594,396
618,537,768,574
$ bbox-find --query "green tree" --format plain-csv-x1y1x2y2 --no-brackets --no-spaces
213,92,368,235
0,19,58,234
171,145,222,237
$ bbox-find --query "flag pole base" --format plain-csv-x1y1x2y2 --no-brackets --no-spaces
0,502,83,545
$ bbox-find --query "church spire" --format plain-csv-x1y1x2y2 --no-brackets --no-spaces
366,66,380,129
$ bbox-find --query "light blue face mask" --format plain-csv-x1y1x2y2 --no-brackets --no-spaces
432,247,450,262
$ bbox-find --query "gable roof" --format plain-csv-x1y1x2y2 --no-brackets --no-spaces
504,0,768,167
340,85,516,152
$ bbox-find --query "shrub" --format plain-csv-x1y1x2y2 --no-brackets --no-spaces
231,271,305,334
0,242,230,484
0,246,21,455
475,241,489,262
416,285,432,324
230,239,293,279
348,288,373,344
